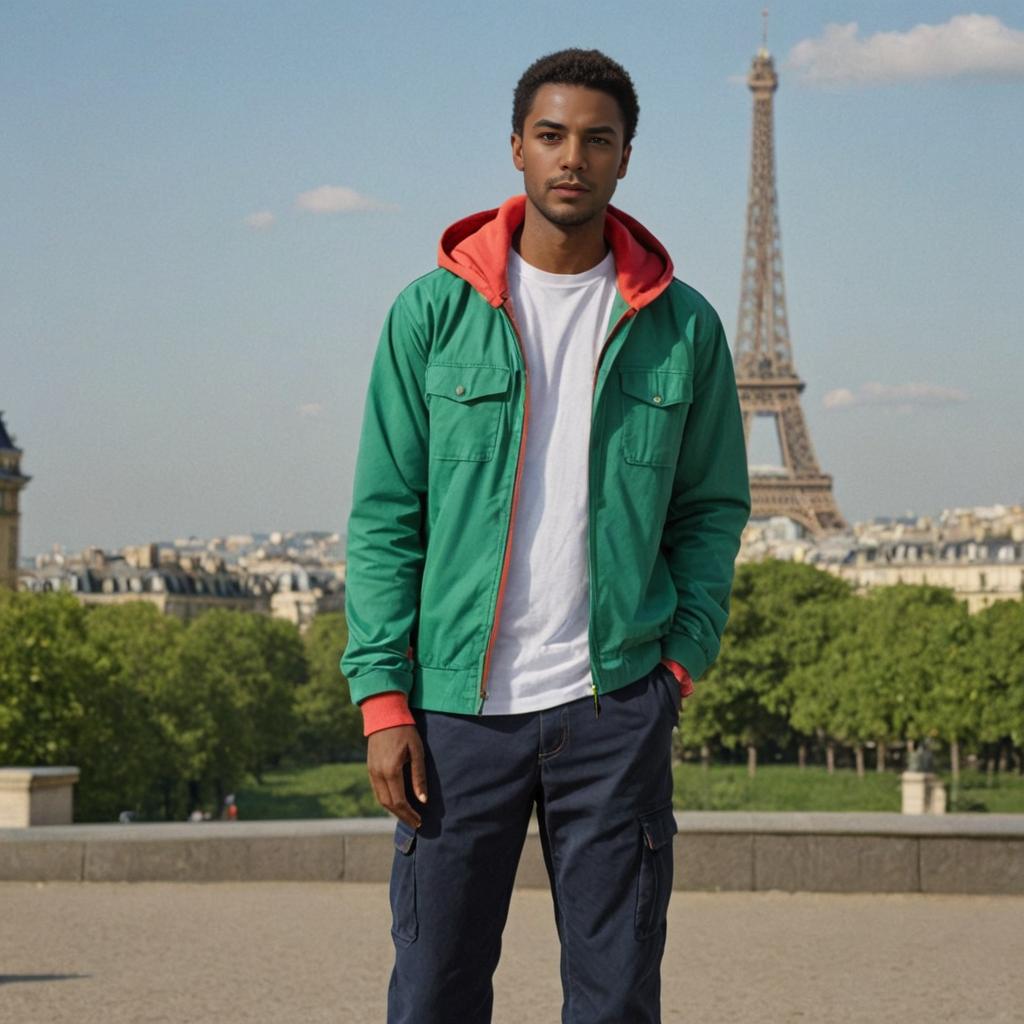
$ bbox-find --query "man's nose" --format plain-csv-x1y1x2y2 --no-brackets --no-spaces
560,137,586,171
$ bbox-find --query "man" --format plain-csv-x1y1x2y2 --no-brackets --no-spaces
342,48,750,1024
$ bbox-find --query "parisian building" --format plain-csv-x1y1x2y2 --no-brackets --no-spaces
0,412,30,590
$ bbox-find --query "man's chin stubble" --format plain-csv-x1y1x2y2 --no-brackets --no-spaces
535,202,601,229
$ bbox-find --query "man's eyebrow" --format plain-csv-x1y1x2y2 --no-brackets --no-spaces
532,119,618,135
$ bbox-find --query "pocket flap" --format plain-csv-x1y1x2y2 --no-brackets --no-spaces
619,369,693,408
425,363,511,402
394,820,418,855
639,804,678,850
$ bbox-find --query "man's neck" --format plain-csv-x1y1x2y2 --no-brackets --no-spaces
513,201,609,275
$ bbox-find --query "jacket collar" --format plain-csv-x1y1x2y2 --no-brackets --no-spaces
438,194,674,311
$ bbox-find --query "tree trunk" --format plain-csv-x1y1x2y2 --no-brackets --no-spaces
700,744,711,771
826,742,835,775
854,744,865,779
950,738,961,784
797,743,807,770
986,752,996,785
876,740,887,773
998,743,1009,773
747,744,757,778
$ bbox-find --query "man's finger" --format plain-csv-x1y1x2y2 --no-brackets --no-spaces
384,768,421,829
408,734,428,804
368,770,393,814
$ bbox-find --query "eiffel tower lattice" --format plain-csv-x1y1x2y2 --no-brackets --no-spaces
734,39,846,535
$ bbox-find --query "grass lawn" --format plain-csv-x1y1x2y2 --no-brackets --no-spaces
236,762,385,820
674,764,1024,813
236,762,1024,820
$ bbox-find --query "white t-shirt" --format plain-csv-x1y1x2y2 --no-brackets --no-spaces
482,247,619,715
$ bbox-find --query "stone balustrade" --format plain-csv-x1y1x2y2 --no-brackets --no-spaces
0,767,80,827
1,811,1022,894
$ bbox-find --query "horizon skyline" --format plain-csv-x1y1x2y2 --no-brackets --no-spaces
4,2,1022,556
20,492,1024,563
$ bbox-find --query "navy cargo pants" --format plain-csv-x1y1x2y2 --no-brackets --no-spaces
386,662,681,1023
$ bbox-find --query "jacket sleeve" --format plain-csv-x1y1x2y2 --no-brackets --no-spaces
341,291,429,707
659,307,751,682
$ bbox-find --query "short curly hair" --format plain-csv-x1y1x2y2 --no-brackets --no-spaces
512,49,639,148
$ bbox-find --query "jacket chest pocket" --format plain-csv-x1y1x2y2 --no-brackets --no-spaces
619,368,693,467
425,362,511,461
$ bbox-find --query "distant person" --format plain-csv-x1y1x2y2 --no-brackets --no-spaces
342,48,750,1023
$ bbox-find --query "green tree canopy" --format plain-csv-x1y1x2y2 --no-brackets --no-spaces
294,612,364,762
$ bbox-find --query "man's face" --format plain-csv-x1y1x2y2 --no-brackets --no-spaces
511,83,631,229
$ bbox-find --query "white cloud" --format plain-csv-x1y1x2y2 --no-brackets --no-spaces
295,185,397,214
823,381,969,411
298,403,323,418
244,210,275,229
788,14,1024,85
822,387,858,409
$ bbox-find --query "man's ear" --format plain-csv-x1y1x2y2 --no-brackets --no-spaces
511,133,525,172
617,143,632,180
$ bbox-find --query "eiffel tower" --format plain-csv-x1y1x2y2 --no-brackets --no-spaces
734,30,846,535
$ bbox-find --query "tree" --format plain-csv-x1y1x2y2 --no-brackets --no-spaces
250,615,307,779
680,560,851,776
789,595,864,774
965,600,1024,777
0,591,94,766
171,610,301,812
79,602,184,820
294,612,365,762
812,585,970,775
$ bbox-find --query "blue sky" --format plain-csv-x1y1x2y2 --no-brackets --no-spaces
3,1,1022,556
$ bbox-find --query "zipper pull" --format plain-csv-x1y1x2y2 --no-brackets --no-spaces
592,682,601,719
477,692,487,715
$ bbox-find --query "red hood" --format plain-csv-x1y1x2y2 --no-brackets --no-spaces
438,194,674,310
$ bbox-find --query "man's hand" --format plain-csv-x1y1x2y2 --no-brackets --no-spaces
367,724,428,829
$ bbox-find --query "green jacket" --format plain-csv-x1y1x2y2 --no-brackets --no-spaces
341,194,750,716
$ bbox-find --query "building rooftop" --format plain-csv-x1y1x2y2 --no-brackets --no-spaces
0,411,19,452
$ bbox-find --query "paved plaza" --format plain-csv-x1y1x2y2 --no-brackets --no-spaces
1,882,1022,1023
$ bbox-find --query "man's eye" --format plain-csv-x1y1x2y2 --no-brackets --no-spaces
589,137,610,145
539,132,560,142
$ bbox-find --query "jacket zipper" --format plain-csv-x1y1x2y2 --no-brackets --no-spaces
477,299,636,717
477,298,530,713
587,306,637,718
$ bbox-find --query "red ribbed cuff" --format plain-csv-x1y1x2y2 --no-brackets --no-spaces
360,691,416,737
660,657,695,699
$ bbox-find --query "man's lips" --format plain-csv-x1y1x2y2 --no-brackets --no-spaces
550,182,590,197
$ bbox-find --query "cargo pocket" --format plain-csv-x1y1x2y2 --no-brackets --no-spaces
634,803,678,941
619,368,693,467
424,362,511,461
390,820,418,946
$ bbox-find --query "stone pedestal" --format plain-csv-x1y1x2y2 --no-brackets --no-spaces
901,771,947,815
0,767,80,826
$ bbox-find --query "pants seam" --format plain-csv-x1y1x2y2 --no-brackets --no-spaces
543,791,577,1022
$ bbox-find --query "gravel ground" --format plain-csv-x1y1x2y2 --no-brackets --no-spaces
1,882,1022,1023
